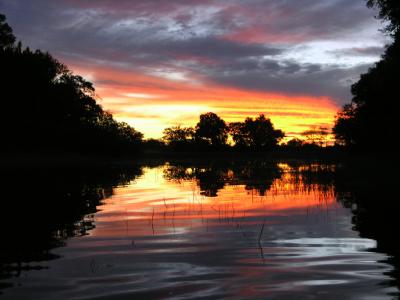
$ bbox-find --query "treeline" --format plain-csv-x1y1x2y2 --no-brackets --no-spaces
0,13,337,157
159,112,285,151
333,0,400,152
0,14,143,155
144,112,333,153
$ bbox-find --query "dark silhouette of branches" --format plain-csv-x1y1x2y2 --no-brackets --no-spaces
0,14,15,49
229,114,284,150
367,0,400,35
0,14,143,154
195,112,228,148
333,1,400,151
162,125,195,151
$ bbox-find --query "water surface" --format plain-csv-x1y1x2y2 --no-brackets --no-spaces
0,160,398,299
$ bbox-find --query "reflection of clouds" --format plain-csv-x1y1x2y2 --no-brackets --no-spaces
95,163,341,238
271,238,377,256
5,162,394,300
85,163,396,299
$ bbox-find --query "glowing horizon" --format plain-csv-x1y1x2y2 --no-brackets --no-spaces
2,0,389,140
71,62,338,140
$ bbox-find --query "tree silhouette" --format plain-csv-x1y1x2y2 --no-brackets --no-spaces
0,14,15,49
367,0,400,35
229,114,284,150
286,138,305,148
162,125,194,151
333,104,358,146
228,122,247,148
301,126,330,146
195,112,228,148
333,1,400,151
163,126,194,144
0,14,143,154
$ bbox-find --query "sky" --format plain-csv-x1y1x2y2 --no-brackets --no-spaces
0,0,390,139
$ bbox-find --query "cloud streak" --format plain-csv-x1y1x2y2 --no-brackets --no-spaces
0,0,389,138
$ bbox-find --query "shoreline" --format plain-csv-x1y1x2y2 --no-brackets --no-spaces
0,149,393,168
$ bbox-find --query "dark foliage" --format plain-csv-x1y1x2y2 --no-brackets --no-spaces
0,164,143,283
367,0,400,35
162,125,195,151
334,158,400,291
195,112,228,148
285,138,305,148
0,14,143,154
301,126,330,146
157,113,286,152
0,14,15,49
229,114,284,150
142,138,166,153
333,1,400,151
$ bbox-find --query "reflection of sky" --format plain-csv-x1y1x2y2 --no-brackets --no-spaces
1,164,397,299
93,166,342,237
1,0,391,138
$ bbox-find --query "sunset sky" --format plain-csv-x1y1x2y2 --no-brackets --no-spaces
0,0,389,139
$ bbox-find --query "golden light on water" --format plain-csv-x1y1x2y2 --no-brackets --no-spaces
92,165,339,238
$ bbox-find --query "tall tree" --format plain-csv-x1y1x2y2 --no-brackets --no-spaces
195,112,228,147
229,122,247,148
0,14,15,49
333,0,400,150
243,114,284,150
0,14,143,154
162,125,194,150
366,0,400,35
229,114,284,150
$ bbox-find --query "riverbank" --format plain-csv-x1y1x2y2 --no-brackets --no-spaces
0,148,352,167
1,149,397,170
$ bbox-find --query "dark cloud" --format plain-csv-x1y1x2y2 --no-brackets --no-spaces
216,0,381,43
329,46,386,58
0,0,385,104
154,37,283,60
204,61,371,102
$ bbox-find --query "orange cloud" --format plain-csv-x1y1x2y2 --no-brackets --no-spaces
68,61,339,140
222,27,308,44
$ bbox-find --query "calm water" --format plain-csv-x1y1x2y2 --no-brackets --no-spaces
0,159,399,299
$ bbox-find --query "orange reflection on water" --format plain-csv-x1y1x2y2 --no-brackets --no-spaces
91,164,338,238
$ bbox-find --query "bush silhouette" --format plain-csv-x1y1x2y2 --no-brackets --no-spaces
0,14,143,154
